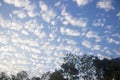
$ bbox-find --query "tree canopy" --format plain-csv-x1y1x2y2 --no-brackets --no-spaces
0,54,120,80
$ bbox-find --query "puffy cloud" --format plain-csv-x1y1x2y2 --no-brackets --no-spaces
4,0,37,18
12,10,27,19
60,27,80,36
4,0,30,8
57,43,80,53
86,31,96,38
97,53,105,60
0,0,119,77
92,45,101,50
21,30,29,35
61,9,87,27
0,15,23,31
73,0,92,7
97,0,114,11
0,45,16,52
106,37,120,45
54,1,61,7
0,3,2,7
39,1,56,24
41,10,56,23
0,34,9,44
82,40,92,48
39,1,48,11
27,11,38,18
93,18,106,27
11,22,23,31
64,39,77,45
116,11,120,18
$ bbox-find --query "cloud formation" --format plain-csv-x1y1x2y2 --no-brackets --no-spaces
97,0,114,11
73,0,92,7
0,0,120,77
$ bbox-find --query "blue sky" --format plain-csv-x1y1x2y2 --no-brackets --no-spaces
0,0,120,76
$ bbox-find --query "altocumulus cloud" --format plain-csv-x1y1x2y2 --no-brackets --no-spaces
0,0,120,77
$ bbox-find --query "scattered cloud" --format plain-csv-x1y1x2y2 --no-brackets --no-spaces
0,3,2,7
61,9,87,27
39,1,48,11
0,45,16,52
82,40,92,48
106,37,120,45
73,0,92,7
93,18,106,27
0,0,120,77
116,11,120,18
4,0,30,8
92,45,101,50
60,27,80,36
12,10,27,19
39,1,56,23
96,0,114,11
85,31,96,38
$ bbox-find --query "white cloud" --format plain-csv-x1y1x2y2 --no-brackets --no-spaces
0,45,16,52
0,34,9,44
27,11,37,18
97,53,104,60
13,10,27,19
112,33,120,39
34,29,46,39
41,9,56,23
41,13,51,23
86,31,96,38
82,40,92,48
97,0,114,11
5,0,37,18
73,0,92,7
0,3,2,7
60,27,80,36
21,30,29,35
30,48,41,54
4,0,30,8
0,15,23,31
116,11,120,18
11,22,23,31
106,37,120,45
64,39,77,45
92,45,101,50
54,1,61,7
39,1,48,11
93,18,106,27
39,1,56,23
61,9,87,27
57,43,80,53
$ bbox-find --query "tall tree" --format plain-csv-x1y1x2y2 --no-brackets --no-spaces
61,54,97,80
49,70,66,80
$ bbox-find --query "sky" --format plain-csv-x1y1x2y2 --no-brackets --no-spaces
0,0,120,77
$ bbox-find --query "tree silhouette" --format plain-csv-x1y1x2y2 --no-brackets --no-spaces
0,54,120,80
49,70,66,80
94,57,120,80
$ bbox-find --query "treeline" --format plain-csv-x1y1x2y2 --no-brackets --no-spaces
0,54,120,80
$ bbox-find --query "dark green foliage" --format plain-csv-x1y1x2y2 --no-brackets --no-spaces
31,77,41,80
0,54,120,80
49,70,66,80
94,57,120,80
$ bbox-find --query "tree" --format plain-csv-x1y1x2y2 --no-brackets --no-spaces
61,54,97,80
0,72,9,80
31,77,41,80
49,70,66,80
94,57,120,80
16,71,28,80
